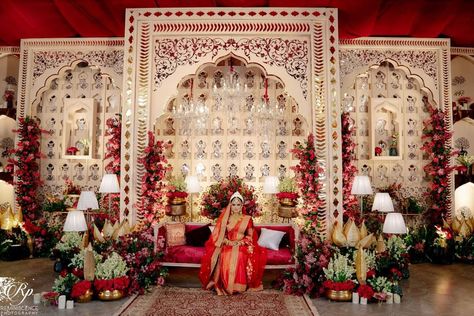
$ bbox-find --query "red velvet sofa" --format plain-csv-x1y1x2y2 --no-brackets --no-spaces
154,222,299,269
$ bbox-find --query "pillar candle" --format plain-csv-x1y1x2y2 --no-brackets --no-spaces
66,300,74,309
58,295,66,309
394,294,401,304
33,293,41,304
360,297,367,305
352,292,359,304
386,293,393,304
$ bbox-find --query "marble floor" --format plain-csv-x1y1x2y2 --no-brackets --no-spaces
1,259,474,316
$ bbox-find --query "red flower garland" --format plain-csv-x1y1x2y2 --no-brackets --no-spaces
6,116,48,233
341,113,360,221
104,114,121,175
137,131,170,225
291,133,324,230
421,101,456,225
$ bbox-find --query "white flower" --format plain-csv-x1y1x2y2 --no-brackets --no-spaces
323,253,356,282
95,252,129,279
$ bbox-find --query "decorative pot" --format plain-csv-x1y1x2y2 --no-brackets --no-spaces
278,206,297,219
279,198,296,207
389,147,398,156
166,204,186,216
76,289,93,303
98,289,123,301
326,289,352,302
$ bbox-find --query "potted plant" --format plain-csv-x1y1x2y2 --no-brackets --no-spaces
166,176,188,206
276,177,298,207
71,280,93,303
322,253,356,301
94,252,130,301
357,284,374,304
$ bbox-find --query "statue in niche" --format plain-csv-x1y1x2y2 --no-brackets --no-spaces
46,164,54,181
392,164,404,183
246,71,255,88
408,165,418,182
180,140,190,159
213,94,223,111
78,72,88,90
261,141,271,159
244,117,254,135
359,95,368,113
260,164,270,177
228,140,239,159
342,94,354,112
360,142,370,160
278,165,287,179
277,141,287,159
228,116,239,134
77,117,87,131
212,164,222,181
360,119,369,137
196,163,206,178
292,117,303,136
375,71,385,90
213,71,223,89
47,118,56,135
89,164,99,181
48,95,58,112
74,163,84,181
245,95,255,112
198,71,208,89
164,117,175,136
93,73,103,89
229,164,238,177
212,117,223,135
407,118,417,136
361,164,371,177
407,96,416,112
408,142,418,160
359,76,369,90
375,119,388,137
212,140,222,159
47,141,55,159
64,72,73,89
165,140,174,159
61,164,69,180
376,165,388,184
277,94,286,112
244,141,255,159
181,164,190,177
277,119,288,136
244,164,254,181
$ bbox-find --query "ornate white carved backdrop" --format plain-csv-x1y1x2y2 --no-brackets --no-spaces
17,39,124,198
123,8,342,235
340,38,453,212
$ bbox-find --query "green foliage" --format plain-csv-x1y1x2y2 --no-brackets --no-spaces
278,177,297,193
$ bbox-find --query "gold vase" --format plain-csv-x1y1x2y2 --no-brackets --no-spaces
279,198,296,207
326,289,352,302
98,289,123,301
278,206,297,219
76,289,93,303
170,197,186,205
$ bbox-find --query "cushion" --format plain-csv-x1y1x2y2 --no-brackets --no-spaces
257,228,286,251
165,223,186,247
185,224,212,247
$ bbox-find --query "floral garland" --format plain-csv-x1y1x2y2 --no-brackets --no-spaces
104,114,121,175
341,113,360,221
200,176,259,219
6,116,48,233
137,131,170,225
291,133,324,231
421,101,456,225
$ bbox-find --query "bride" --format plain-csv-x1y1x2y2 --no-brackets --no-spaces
199,192,267,295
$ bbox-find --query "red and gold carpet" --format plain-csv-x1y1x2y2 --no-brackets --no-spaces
119,287,318,316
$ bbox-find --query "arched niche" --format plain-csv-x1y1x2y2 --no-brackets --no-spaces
370,98,403,159
454,182,474,218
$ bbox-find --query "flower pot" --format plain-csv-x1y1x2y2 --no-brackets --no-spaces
278,206,297,219
98,289,123,301
326,289,352,302
279,198,296,207
76,289,93,303
166,204,186,216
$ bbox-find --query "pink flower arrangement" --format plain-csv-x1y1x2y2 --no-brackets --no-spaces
291,133,323,230
7,116,48,233
421,100,456,225
104,115,121,175
341,113,360,221
200,176,259,219
137,131,171,225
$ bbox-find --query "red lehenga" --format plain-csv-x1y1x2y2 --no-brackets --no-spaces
199,205,267,295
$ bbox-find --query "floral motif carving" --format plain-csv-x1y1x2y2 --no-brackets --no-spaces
154,37,308,98
340,49,438,88
33,50,124,80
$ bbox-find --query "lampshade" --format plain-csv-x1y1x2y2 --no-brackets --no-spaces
263,176,280,194
383,212,407,234
351,175,373,195
63,210,87,232
185,176,201,193
76,191,99,210
372,192,394,212
99,174,120,193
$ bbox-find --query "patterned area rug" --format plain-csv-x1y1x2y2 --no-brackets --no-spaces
119,287,317,316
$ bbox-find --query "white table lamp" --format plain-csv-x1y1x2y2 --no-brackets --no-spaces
263,176,280,194
185,176,201,220
76,191,99,211
351,175,373,216
383,212,407,234
99,174,120,214
63,210,87,232
372,192,395,213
